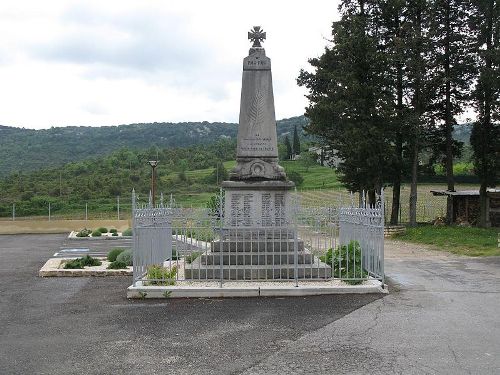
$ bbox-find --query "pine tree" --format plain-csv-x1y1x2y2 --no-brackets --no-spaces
284,135,293,160
428,0,475,222
298,0,394,204
292,125,301,156
470,0,500,227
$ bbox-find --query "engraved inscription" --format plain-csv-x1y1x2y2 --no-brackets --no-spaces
262,193,272,226
274,193,285,226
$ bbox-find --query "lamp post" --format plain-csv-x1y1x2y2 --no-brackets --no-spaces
148,160,159,206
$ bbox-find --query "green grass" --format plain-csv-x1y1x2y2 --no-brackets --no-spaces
394,225,500,256
281,160,342,190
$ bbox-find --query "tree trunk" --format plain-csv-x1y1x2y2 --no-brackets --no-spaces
409,139,419,226
444,0,455,224
391,55,404,225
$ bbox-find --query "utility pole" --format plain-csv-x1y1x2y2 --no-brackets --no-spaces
148,160,159,206
117,196,120,220
12,203,15,221
85,203,88,221
48,202,51,221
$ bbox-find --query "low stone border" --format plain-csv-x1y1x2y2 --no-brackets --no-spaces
127,279,388,299
384,225,406,237
39,257,132,277
68,231,132,240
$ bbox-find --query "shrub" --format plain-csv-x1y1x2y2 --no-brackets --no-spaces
146,265,177,286
319,241,367,285
286,170,304,186
185,252,201,264
107,248,125,262
64,255,102,269
97,227,108,233
112,232,118,236
122,228,133,236
107,260,129,269
109,228,118,234
76,228,92,237
91,230,102,237
116,249,133,266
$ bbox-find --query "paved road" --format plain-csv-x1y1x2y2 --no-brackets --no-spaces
242,241,500,374
0,234,381,375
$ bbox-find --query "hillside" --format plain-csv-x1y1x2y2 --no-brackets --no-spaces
0,115,309,177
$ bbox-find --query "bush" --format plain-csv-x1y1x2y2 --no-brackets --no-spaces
97,227,108,233
91,230,102,237
107,248,125,262
112,232,118,236
169,249,180,261
319,241,367,285
76,228,92,237
185,252,201,264
64,255,102,269
287,170,304,186
146,265,177,286
109,228,118,234
116,249,133,266
122,228,133,236
107,260,129,269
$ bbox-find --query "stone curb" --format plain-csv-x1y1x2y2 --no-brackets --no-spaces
39,258,133,277
126,282,388,299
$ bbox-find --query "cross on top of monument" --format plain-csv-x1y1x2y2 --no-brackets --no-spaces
248,26,266,48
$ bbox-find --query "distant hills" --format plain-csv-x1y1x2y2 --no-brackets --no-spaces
0,116,309,177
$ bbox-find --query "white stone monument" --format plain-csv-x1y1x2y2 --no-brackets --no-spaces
185,27,330,279
223,26,294,229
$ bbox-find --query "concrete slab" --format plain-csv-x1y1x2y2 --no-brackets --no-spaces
127,280,387,299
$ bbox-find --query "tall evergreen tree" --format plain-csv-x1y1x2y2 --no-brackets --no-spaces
470,0,500,227
284,135,293,160
428,0,475,222
298,0,394,204
292,125,301,155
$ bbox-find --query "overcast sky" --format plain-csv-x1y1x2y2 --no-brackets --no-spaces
0,0,340,129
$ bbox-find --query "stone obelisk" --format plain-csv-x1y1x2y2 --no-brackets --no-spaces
223,26,294,228
186,27,331,280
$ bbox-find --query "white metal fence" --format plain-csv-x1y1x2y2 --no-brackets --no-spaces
131,189,385,287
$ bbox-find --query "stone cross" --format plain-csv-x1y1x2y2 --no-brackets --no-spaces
248,26,266,48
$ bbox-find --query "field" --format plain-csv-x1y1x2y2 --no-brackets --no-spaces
0,158,479,224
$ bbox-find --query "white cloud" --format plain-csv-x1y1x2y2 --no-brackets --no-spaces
0,0,340,129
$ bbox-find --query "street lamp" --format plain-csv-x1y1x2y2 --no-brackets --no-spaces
148,160,159,206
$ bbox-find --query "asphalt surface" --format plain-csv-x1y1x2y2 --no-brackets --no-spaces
0,234,382,375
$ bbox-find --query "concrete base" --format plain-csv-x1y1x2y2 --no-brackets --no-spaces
127,280,387,299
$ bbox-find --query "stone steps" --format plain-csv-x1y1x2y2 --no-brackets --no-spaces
184,262,332,280
200,252,314,265
211,239,304,253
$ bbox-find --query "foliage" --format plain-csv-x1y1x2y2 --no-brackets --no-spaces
107,248,126,262
76,228,92,237
320,241,367,285
293,124,301,155
91,230,102,237
109,228,118,233
112,232,118,236
107,260,129,269
116,249,133,266
286,171,304,186
0,116,308,178
97,227,108,233
122,228,133,236
206,191,224,217
64,255,102,269
283,135,292,160
185,252,202,264
394,225,499,256
146,265,177,286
